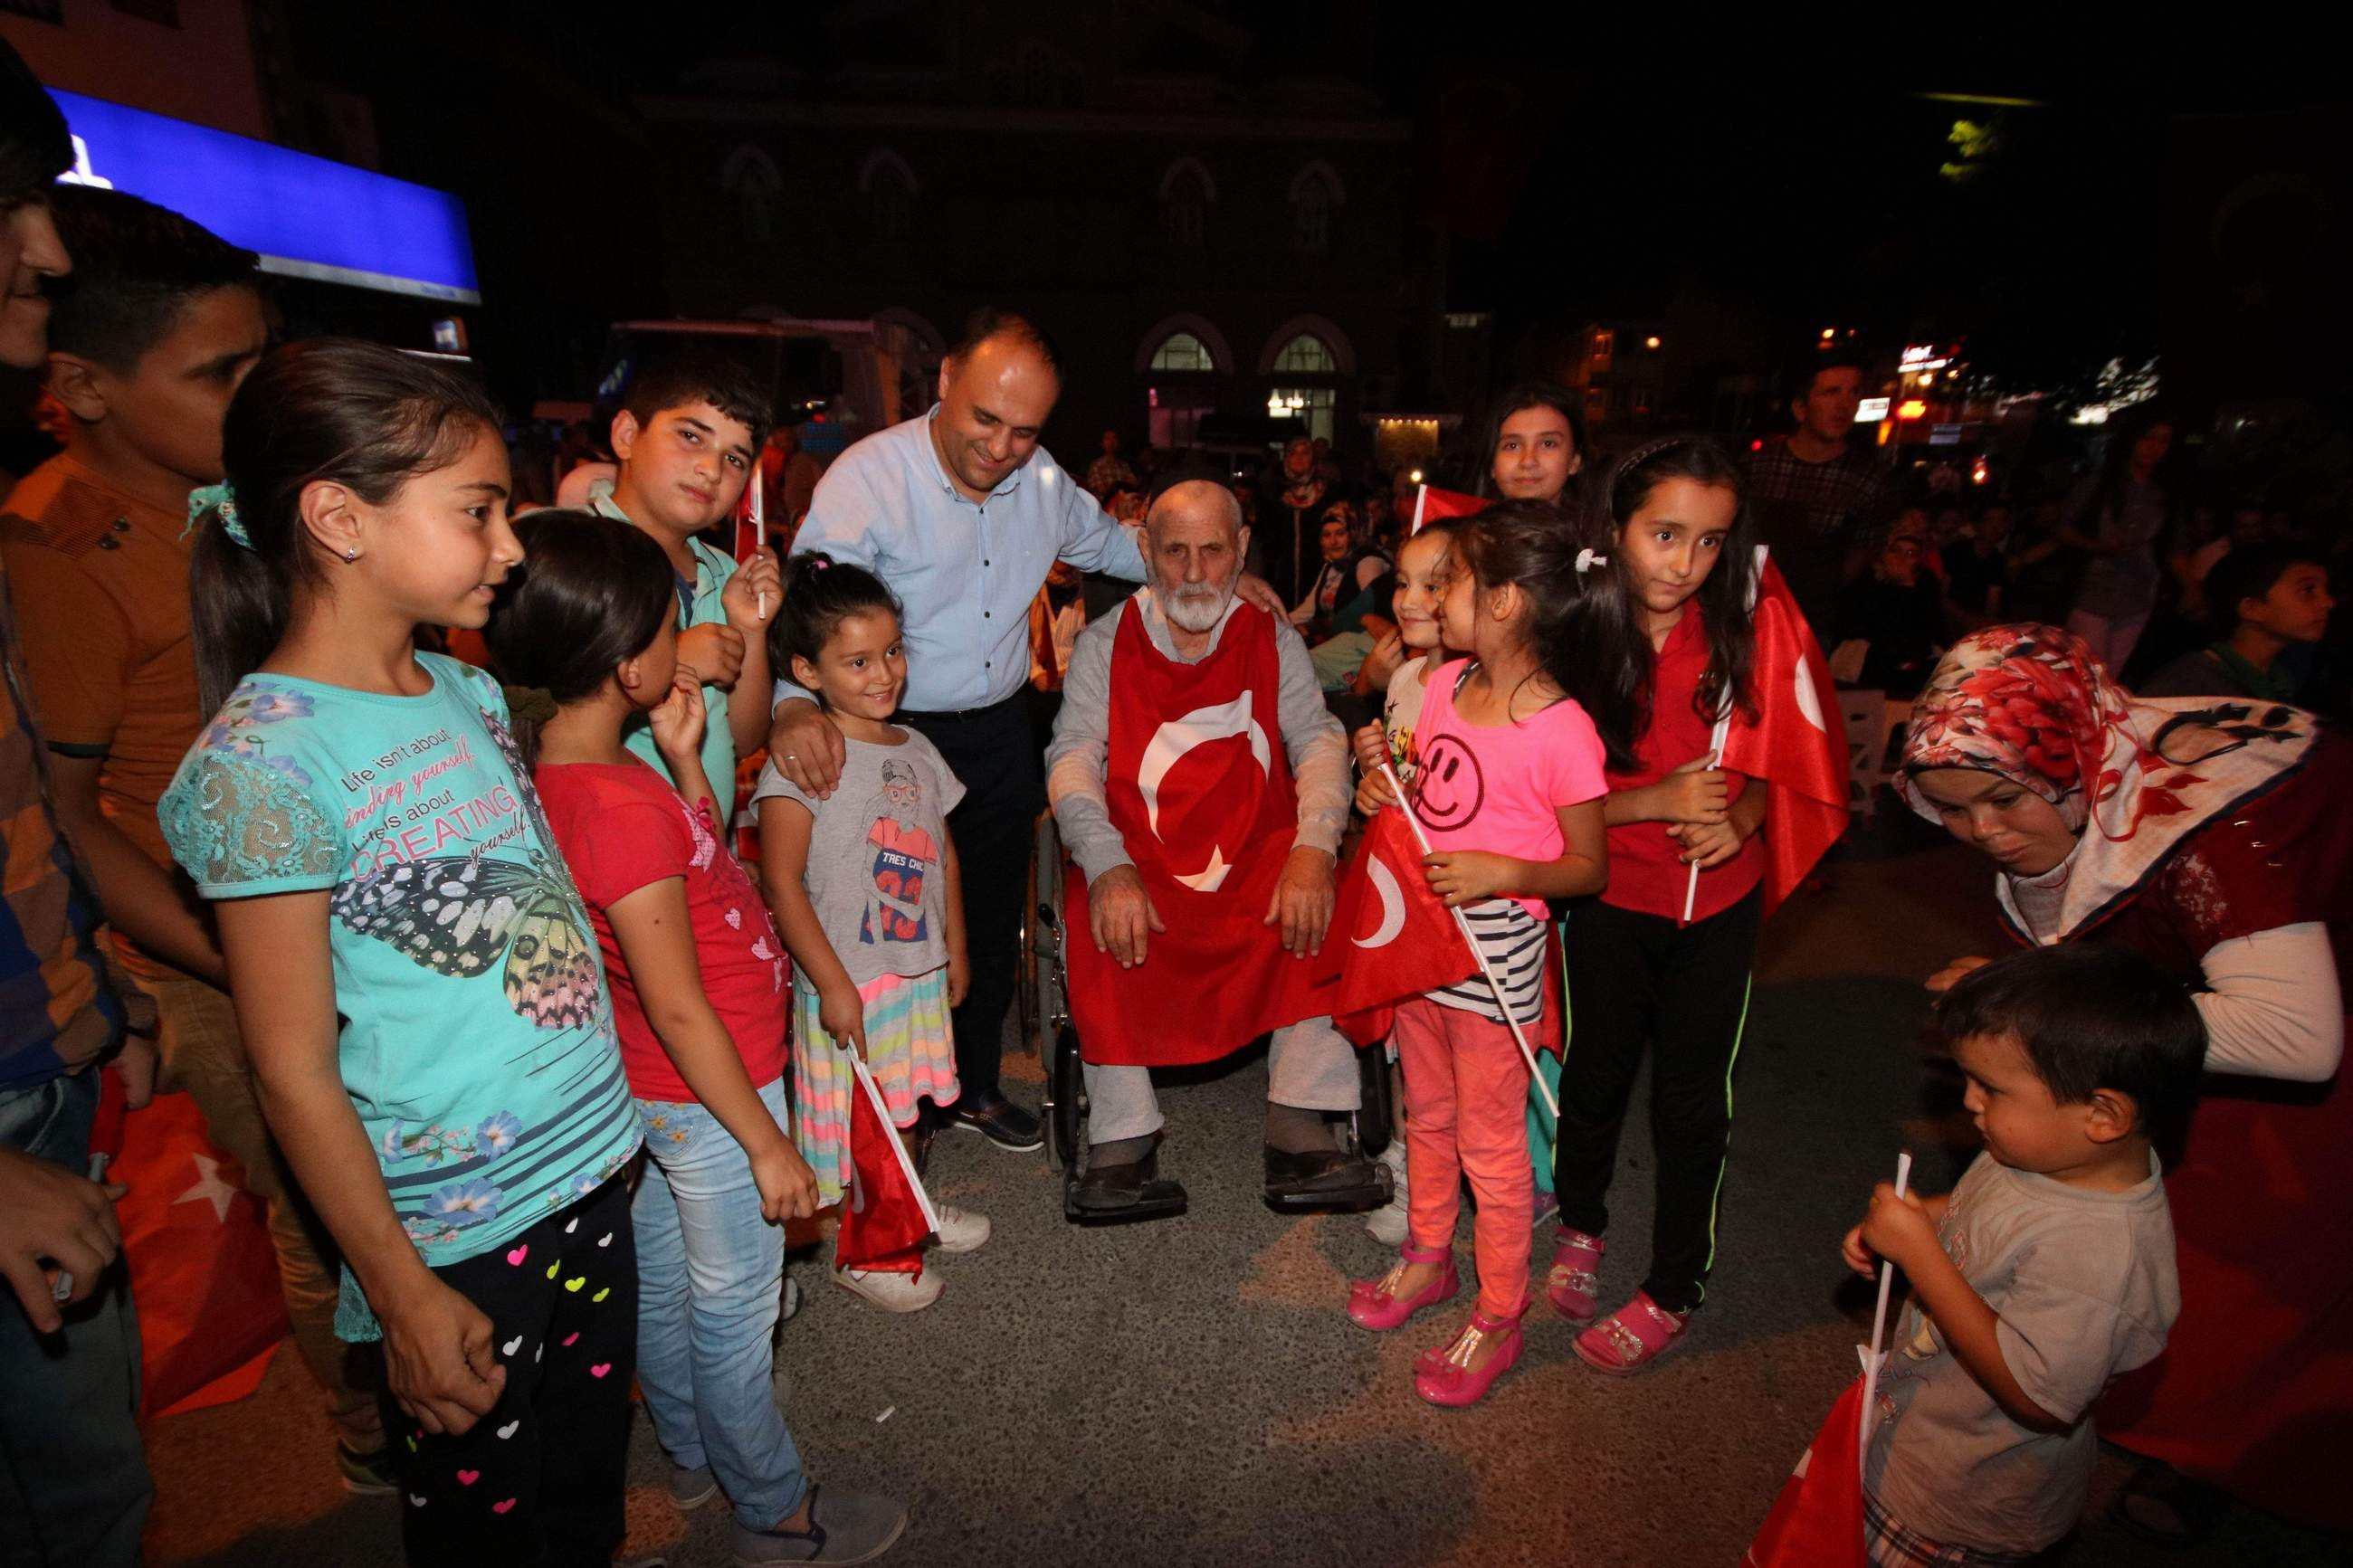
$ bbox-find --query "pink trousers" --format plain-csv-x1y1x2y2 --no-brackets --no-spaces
1393,996,1533,1317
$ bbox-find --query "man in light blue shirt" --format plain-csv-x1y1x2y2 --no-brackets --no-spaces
768,311,1277,1152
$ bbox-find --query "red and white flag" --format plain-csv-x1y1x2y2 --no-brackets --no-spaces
1743,1374,1869,1568
1281,804,1478,1043
834,1052,938,1277
1062,601,1316,1066
94,1075,290,1417
1718,555,1848,915
1410,483,1486,535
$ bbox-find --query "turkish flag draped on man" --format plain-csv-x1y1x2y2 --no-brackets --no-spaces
1062,595,1481,1063
1062,599,1316,1064
1720,556,1849,914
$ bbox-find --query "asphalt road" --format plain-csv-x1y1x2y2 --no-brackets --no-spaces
141,839,2346,1566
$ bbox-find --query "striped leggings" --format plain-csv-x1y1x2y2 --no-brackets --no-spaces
1551,888,1760,1314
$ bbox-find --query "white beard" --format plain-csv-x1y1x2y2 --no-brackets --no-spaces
1157,580,1234,634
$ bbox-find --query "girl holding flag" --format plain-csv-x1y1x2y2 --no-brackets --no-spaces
1344,500,1611,1407
1545,436,1787,1375
752,554,988,1316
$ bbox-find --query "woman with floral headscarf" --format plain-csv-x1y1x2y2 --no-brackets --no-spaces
1898,622,2352,1540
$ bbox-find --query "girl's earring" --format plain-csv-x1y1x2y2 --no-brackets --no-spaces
342,547,360,562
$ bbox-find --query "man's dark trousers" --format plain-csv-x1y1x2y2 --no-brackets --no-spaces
904,694,1042,1104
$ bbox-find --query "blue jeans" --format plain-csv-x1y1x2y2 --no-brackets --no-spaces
634,1079,806,1529
0,1069,153,1567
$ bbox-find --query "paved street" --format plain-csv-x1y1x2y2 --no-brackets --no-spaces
143,839,2344,1567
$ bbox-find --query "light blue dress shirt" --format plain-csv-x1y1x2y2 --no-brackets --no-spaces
779,407,1147,713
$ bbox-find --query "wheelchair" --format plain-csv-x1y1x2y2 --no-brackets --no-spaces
1016,811,1395,1225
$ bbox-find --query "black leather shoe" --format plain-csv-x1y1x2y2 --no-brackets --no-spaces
948,1090,1043,1152
1263,1145,1391,1211
1071,1147,1187,1218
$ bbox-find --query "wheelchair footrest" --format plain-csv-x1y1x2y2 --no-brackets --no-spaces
1064,1175,1188,1225
1265,1168,1394,1214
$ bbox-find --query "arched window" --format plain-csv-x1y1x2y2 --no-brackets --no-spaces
1150,332,1217,373
719,144,783,242
1289,161,1344,256
1271,333,1337,375
1158,157,1215,249
857,148,919,241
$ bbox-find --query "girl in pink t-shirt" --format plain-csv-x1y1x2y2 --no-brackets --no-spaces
1345,500,1610,1407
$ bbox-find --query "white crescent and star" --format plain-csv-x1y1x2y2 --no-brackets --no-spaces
1137,693,1272,892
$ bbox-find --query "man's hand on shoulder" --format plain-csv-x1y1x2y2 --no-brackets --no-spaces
767,698,845,799
1264,845,1337,956
1088,863,1163,969
1234,573,1285,619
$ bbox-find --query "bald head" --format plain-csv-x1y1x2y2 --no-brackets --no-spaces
1145,479,1249,633
930,327,1062,502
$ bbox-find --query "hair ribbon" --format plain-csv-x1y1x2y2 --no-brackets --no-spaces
186,482,254,551
1575,548,1608,575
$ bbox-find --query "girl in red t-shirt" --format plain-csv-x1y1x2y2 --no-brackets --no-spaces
485,512,885,1551
1344,501,1612,1407
1544,436,1771,1376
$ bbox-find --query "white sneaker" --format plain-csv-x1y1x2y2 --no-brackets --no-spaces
933,1202,991,1255
1364,1140,1410,1247
833,1263,943,1313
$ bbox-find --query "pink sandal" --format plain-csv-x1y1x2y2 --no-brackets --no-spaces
1348,1242,1460,1331
1413,1303,1527,1407
1571,1290,1691,1376
1545,1228,1605,1323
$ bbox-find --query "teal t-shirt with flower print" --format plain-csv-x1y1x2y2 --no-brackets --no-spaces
157,654,642,1339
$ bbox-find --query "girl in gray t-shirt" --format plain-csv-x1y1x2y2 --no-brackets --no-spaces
753,555,986,1309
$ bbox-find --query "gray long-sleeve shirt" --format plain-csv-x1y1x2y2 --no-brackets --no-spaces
1045,588,1349,885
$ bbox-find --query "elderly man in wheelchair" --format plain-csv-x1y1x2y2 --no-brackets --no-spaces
1041,470,1390,1220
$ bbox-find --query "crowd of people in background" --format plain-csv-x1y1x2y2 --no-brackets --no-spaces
5,39,2348,1568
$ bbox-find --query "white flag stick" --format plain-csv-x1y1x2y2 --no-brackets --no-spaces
1857,1148,1914,1472
1680,712,1732,926
1378,761,1559,1121
1409,483,1428,536
748,462,768,621
1678,544,1771,926
848,1049,939,1233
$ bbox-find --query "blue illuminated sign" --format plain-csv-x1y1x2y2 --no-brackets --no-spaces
48,89,481,305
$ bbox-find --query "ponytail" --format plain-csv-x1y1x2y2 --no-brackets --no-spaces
189,489,297,715
1450,499,1637,770
192,338,504,714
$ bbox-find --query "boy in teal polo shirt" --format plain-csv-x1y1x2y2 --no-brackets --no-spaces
592,354,781,801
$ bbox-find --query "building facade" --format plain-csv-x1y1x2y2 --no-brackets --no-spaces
634,5,1436,463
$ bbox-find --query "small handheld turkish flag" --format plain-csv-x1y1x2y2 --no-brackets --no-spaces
1743,1374,1869,1567
1718,555,1849,916
1281,805,1477,1042
834,1052,938,1276
1410,483,1486,535
99,1076,290,1416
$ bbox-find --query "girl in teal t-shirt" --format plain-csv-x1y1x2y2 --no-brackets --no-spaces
157,341,641,1567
